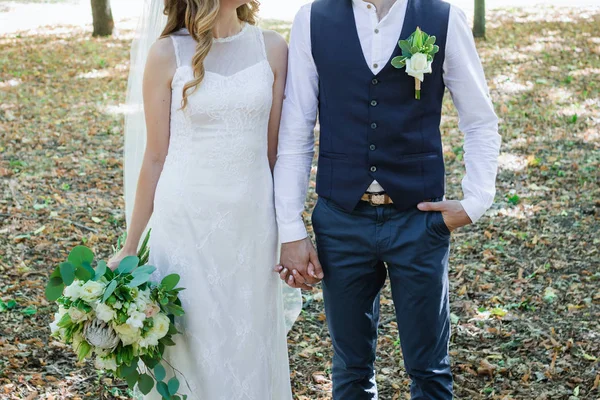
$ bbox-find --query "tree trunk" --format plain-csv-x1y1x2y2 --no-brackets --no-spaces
91,0,114,37
473,0,486,38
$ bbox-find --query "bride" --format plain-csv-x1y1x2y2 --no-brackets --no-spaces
108,0,301,398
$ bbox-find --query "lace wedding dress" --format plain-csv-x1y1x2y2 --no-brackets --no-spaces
136,24,294,400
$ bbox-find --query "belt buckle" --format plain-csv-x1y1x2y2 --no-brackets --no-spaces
368,194,386,206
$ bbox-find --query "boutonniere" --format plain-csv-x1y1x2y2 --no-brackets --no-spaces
391,27,439,100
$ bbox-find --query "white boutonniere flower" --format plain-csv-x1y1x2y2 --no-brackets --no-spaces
391,27,439,100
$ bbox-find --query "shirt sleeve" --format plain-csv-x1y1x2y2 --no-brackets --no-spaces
274,4,319,243
443,5,502,223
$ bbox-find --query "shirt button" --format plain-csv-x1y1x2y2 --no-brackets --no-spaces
370,144,376,151
370,100,378,107
373,63,379,69
370,166,377,172
374,29,379,34
372,78,379,85
370,122,377,129
367,4,372,9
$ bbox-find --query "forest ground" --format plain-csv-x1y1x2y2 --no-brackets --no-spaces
0,5,599,400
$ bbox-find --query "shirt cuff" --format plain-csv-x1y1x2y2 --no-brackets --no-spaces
278,219,309,244
460,197,488,224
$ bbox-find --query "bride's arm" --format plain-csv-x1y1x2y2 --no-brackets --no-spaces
264,30,289,172
109,38,176,269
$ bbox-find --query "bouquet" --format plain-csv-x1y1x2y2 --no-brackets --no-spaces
46,232,189,399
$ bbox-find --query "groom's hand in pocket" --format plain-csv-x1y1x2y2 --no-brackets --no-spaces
275,237,324,290
417,200,472,232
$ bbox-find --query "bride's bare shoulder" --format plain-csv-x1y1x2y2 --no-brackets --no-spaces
145,37,177,83
262,29,288,74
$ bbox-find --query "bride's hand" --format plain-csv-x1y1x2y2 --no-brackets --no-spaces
108,247,137,271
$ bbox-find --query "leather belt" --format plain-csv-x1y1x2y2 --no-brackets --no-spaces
361,192,393,206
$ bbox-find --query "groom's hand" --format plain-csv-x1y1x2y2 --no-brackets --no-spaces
417,200,472,232
275,238,324,290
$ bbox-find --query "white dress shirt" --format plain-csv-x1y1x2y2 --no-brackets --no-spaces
274,0,501,243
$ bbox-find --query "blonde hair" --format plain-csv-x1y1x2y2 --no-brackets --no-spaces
160,0,260,108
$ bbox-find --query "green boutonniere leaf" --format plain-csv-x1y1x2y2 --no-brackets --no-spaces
391,56,407,69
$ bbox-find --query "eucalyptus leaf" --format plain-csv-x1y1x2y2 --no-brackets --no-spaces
161,274,180,291
120,359,139,377
94,261,107,280
391,56,407,69
74,265,92,281
425,35,436,46
431,45,440,54
46,282,65,301
132,265,156,276
117,256,139,274
59,262,75,285
68,246,94,268
128,273,151,288
154,363,166,381
410,46,419,55
103,280,118,302
156,381,170,399
138,373,154,395
125,369,140,389
50,266,62,279
167,377,180,395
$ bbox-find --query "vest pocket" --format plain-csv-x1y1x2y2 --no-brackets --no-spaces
320,151,348,160
398,151,438,162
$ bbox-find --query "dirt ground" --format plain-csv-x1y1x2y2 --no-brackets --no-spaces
0,5,599,400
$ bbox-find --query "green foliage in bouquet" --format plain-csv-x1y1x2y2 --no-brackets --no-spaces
391,26,439,70
46,230,190,400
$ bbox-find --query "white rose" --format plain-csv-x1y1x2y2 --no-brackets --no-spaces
94,355,118,371
80,280,106,302
405,53,432,82
95,302,117,323
150,313,170,340
68,307,90,323
144,303,160,318
138,332,160,348
113,323,141,346
126,310,147,329
50,306,68,337
64,281,83,300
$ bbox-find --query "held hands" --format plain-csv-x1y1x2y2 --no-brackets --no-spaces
417,199,472,232
274,237,324,290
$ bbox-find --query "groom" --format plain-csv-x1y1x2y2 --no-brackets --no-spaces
274,0,500,398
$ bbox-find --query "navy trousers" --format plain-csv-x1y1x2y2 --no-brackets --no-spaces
312,198,453,399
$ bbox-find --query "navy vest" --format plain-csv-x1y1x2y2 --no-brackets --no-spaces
311,0,451,211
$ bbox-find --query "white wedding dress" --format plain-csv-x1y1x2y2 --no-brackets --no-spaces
137,24,295,400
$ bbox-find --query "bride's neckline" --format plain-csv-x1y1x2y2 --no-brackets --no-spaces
179,22,249,43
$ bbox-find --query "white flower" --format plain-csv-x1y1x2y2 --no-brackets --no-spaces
94,355,118,371
113,301,123,310
64,281,84,300
113,323,141,346
80,280,106,302
126,310,147,329
68,307,90,323
94,302,117,323
50,306,68,336
150,313,170,340
138,332,160,348
405,53,432,82
144,303,160,318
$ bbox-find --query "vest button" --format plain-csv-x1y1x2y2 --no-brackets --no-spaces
370,100,378,107
370,123,377,129
370,144,376,151
370,166,377,172
372,78,379,85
